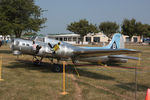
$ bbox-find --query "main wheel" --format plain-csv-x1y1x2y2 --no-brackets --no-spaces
33,60,41,66
52,64,62,72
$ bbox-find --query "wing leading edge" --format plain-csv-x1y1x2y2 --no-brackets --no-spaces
108,55,140,60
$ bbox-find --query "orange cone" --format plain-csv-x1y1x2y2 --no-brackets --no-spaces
145,89,150,100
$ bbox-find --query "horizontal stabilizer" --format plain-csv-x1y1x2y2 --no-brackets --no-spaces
108,55,140,60
74,48,141,58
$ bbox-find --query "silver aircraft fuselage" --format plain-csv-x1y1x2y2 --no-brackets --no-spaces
10,36,139,63
11,37,80,59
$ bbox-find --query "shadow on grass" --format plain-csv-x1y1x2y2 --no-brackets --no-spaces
116,82,148,92
107,63,137,69
5,59,54,73
75,62,121,67
5,59,115,80
0,50,12,54
75,62,136,69
69,67,115,80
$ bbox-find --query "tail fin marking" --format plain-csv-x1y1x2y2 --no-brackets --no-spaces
105,33,124,49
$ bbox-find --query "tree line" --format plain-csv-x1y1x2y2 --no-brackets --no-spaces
67,19,150,40
0,0,46,38
0,0,150,40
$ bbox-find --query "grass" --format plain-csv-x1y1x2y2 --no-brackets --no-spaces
0,45,150,100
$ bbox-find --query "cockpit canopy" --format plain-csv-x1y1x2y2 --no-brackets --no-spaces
30,36,45,42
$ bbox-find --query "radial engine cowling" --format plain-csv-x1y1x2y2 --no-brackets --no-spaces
13,50,21,55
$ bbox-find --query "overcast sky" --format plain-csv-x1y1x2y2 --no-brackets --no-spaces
35,0,150,35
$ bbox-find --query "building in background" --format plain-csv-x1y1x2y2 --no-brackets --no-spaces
48,32,108,45
47,33,144,45
47,33,81,44
123,35,142,43
0,33,143,45
83,32,108,44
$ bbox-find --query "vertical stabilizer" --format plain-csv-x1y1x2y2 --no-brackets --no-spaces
105,33,124,49
81,33,125,50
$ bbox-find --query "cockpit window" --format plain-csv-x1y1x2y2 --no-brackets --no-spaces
36,37,44,42
30,36,36,41
30,36,45,42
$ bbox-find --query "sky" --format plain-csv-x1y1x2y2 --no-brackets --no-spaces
35,0,150,35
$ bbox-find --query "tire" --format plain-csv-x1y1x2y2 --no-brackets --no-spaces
52,64,62,72
33,60,41,66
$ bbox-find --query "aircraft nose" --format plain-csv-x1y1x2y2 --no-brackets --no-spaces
9,38,14,49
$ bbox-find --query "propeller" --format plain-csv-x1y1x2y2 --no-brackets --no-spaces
9,38,14,50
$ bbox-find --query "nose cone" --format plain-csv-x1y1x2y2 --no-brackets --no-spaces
9,38,14,50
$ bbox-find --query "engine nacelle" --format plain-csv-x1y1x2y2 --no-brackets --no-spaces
13,50,21,55
72,59,79,64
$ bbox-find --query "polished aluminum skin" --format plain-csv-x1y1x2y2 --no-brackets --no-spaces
10,33,140,63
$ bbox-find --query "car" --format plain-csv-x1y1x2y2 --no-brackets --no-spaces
143,38,150,44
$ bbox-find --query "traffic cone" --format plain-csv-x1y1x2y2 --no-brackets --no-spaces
145,88,150,100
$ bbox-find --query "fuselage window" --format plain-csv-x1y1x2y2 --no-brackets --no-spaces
26,44,30,46
22,43,25,46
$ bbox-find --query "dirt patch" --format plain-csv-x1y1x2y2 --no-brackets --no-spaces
67,74,82,100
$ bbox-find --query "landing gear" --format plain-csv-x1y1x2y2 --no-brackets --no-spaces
32,56,43,65
32,56,63,72
52,64,63,72
48,58,54,64
33,60,41,65
49,58,63,72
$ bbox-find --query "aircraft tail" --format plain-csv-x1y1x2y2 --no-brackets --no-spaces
105,33,124,49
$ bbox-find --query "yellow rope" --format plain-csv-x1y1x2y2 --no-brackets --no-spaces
73,65,80,78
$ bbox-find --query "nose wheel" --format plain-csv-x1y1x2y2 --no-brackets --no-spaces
52,64,63,72
32,56,43,65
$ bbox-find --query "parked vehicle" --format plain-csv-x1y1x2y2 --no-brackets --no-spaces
143,38,150,44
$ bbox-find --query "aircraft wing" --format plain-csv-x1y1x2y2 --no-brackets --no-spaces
73,48,141,58
108,55,140,60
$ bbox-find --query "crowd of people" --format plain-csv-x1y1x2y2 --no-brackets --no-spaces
0,40,11,47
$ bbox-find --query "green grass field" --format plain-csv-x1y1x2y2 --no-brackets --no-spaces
0,45,150,100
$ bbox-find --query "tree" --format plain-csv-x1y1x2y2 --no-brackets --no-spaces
67,19,98,41
121,18,150,41
99,21,119,38
0,8,12,37
89,24,99,33
23,32,37,36
0,0,46,38
142,24,150,38
121,18,138,39
0,20,12,36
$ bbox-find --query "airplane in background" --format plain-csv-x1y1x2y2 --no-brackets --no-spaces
10,33,140,72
